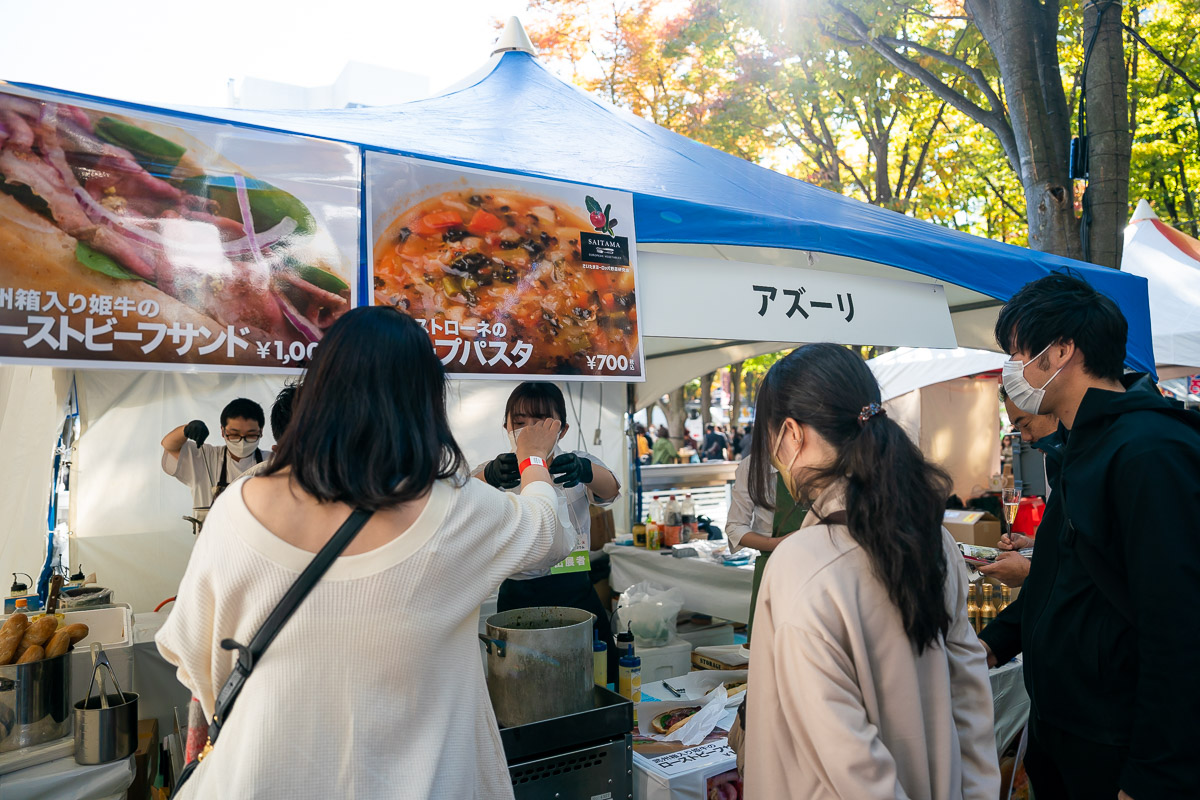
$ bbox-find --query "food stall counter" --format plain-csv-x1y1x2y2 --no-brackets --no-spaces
605,543,755,623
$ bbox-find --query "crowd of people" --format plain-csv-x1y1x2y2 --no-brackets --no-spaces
635,420,755,465
152,272,1199,800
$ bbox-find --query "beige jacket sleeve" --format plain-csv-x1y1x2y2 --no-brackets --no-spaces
940,531,1003,800
771,619,910,798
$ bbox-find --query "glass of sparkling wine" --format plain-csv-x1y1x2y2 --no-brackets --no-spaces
1001,487,1021,529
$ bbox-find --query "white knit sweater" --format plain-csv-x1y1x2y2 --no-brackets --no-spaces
156,475,573,799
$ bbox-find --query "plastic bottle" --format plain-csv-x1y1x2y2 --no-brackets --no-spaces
12,597,28,615
593,629,609,688
619,643,642,723
614,627,634,663
663,495,682,547
646,501,662,550
681,494,698,543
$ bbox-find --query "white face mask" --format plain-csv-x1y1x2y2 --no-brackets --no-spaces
1002,344,1064,414
225,437,258,459
507,427,521,453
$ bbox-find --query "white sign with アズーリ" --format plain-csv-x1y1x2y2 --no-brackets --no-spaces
637,251,956,348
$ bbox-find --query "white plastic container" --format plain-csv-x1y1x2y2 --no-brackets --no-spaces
677,618,735,649
636,639,693,683
64,605,133,708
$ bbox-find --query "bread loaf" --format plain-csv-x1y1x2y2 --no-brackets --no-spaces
62,623,89,645
45,629,71,659
16,644,44,664
18,615,59,650
0,613,29,664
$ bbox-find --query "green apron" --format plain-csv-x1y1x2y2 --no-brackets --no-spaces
746,473,807,643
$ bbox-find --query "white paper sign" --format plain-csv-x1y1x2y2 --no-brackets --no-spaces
638,251,956,347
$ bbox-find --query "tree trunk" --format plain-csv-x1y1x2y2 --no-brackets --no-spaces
966,0,1082,259
1081,0,1131,267
728,362,744,432
667,388,688,446
700,371,716,429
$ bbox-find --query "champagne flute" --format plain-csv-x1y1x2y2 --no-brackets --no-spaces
1001,486,1021,530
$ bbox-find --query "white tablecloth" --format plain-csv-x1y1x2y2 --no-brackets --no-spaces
0,754,134,800
605,544,755,623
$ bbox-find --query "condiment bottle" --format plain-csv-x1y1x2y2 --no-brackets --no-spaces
980,584,997,630
619,643,641,723
967,584,980,633
663,496,682,547
681,495,698,542
632,523,647,548
614,627,634,663
593,629,608,688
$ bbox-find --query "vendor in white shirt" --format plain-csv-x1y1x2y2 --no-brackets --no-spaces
726,455,805,641
161,397,267,522
475,382,621,673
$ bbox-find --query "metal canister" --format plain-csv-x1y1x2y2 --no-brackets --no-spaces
0,652,72,752
73,647,138,764
479,606,595,728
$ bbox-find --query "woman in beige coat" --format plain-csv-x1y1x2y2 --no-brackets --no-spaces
743,344,1000,799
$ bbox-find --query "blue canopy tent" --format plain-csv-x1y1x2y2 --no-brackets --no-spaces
8,19,1156,409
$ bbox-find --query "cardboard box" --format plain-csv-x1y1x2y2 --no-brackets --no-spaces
589,505,615,550
943,510,1003,549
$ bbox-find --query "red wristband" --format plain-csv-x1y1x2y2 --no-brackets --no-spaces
519,456,547,474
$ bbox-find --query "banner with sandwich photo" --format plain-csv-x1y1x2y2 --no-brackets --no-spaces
0,86,360,372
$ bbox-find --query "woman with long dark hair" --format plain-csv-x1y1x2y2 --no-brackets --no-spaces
743,343,999,799
156,307,573,799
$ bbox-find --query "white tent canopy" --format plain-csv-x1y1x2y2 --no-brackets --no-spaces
1122,199,1200,377
867,347,1008,402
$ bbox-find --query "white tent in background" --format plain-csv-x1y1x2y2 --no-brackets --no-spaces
1122,199,1200,378
866,347,1008,501
867,347,1008,402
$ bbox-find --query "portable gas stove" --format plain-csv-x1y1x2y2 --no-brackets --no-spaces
499,685,633,800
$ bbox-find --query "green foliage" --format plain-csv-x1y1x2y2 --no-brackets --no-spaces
521,0,1200,242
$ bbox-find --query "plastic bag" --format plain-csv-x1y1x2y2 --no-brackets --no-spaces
616,581,686,647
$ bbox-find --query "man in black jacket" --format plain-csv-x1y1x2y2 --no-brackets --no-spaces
979,273,1200,800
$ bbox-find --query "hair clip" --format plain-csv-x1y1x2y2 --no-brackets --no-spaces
858,403,886,425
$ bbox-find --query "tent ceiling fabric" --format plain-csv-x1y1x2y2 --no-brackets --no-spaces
10,46,1156,374
1122,200,1200,371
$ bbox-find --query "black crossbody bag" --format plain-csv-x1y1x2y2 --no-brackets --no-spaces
174,508,374,790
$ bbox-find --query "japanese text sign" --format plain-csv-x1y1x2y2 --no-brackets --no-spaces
637,251,957,348
0,86,360,373
367,154,643,381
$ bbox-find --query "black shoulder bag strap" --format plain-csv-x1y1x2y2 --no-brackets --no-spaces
175,507,374,789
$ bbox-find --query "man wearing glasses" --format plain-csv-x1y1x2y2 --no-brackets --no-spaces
161,397,266,522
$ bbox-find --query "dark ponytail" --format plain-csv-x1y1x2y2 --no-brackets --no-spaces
748,343,952,654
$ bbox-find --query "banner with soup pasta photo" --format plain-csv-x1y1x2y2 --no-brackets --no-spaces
0,86,361,373
367,153,644,381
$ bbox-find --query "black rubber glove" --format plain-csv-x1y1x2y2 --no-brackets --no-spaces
184,420,209,447
483,453,521,489
549,452,593,489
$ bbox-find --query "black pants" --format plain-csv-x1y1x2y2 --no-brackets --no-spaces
1024,715,1128,800
498,571,618,679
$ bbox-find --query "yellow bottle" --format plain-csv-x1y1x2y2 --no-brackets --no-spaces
618,645,641,725
980,584,997,630
967,584,980,633
593,631,608,688
998,585,1011,613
